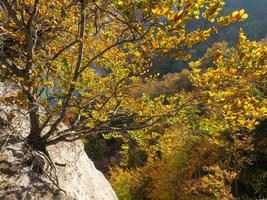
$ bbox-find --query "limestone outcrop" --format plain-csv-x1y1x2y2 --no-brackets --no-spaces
0,82,118,200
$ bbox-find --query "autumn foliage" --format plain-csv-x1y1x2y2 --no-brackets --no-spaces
110,34,267,200
0,0,266,199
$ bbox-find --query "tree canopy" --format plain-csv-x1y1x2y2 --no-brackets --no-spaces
0,0,248,148
1,1,266,199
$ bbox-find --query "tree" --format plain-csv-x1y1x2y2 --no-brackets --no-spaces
0,0,247,150
110,32,267,200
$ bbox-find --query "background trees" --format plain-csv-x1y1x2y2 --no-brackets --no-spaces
149,0,267,76
110,32,267,200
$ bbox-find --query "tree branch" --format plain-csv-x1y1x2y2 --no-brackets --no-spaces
24,0,40,72
42,0,87,141
50,40,80,60
1,0,24,29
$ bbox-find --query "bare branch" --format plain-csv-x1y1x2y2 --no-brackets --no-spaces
43,0,87,141
27,0,40,28
24,0,41,72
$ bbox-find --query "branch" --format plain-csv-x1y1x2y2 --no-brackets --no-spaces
50,40,79,60
79,38,134,73
1,0,24,29
42,0,87,141
27,0,40,28
94,1,127,24
0,56,24,76
24,0,41,72
95,76,129,111
80,18,153,73
23,87,42,142
44,115,160,146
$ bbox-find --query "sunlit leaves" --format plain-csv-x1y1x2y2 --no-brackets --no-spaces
203,0,225,22
0,0,252,156
190,32,267,131
217,9,248,27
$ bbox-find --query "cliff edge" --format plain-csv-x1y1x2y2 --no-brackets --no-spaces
0,82,117,200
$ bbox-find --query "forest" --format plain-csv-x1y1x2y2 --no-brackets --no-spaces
0,0,266,199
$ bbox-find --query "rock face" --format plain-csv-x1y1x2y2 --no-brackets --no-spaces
47,140,118,200
0,82,118,200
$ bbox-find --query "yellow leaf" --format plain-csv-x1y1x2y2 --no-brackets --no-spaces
162,7,170,15
241,13,248,20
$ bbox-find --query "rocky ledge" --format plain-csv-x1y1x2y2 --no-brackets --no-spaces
0,82,118,200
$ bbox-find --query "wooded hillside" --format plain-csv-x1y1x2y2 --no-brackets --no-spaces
0,0,266,199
